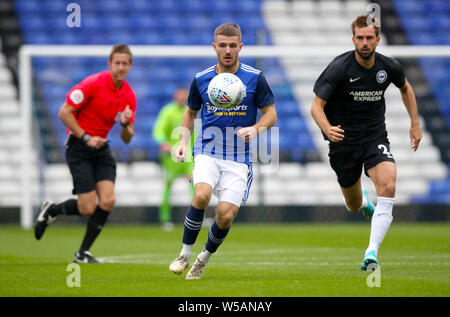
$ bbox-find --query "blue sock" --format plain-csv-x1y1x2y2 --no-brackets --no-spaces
182,205,205,245
205,221,230,253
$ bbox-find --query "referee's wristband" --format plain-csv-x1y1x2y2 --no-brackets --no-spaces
120,121,130,128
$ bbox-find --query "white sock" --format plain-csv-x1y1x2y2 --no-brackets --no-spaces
197,249,212,265
366,196,394,256
180,244,193,259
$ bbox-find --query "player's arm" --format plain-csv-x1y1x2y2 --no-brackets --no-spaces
119,105,134,144
255,105,277,130
58,102,107,149
175,107,197,162
237,105,277,142
399,79,422,151
120,122,134,144
310,95,344,143
237,73,277,142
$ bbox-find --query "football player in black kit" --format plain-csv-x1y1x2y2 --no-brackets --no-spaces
311,15,422,271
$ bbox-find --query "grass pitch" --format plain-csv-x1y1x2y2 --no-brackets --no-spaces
0,223,448,297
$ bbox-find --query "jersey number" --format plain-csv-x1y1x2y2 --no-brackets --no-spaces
378,144,393,158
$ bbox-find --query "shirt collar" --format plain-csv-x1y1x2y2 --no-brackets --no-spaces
215,61,240,74
106,70,124,93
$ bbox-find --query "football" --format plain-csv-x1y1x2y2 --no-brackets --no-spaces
207,72,246,110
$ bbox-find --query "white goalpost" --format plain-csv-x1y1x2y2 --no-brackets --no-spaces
19,44,450,229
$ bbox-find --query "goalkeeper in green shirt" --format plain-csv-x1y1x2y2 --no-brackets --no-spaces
153,88,194,230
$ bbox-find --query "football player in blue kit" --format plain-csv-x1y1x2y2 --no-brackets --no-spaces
311,16,422,271
169,23,277,279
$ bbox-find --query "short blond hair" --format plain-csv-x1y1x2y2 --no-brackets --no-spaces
214,23,242,42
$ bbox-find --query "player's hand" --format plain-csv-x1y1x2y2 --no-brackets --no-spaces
237,126,257,142
120,105,133,125
175,143,186,162
410,123,422,151
326,125,344,143
159,142,172,154
87,136,108,149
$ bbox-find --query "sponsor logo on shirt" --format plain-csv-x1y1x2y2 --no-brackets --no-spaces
349,90,383,101
206,102,248,116
69,89,84,104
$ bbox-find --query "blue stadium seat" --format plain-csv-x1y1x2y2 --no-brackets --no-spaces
396,0,450,201
134,115,156,132
19,0,317,163
277,117,307,133
14,0,43,13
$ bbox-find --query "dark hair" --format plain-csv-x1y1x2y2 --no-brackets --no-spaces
214,23,242,42
351,15,380,37
109,43,133,63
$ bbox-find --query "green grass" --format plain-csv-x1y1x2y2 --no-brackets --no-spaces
0,223,449,297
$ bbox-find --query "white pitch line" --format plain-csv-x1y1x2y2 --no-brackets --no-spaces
97,254,450,266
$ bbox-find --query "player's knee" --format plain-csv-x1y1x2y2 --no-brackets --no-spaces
78,200,97,216
193,191,211,208
216,212,234,228
215,205,237,227
99,195,115,211
379,182,396,197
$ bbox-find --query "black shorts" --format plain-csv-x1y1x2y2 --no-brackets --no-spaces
328,138,395,188
65,136,116,194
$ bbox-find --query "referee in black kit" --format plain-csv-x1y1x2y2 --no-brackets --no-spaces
311,15,422,271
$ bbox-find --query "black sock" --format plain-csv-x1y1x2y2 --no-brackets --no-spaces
79,206,110,253
205,221,230,253
48,199,80,217
182,205,205,245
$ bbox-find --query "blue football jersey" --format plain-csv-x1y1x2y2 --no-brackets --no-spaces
188,62,275,165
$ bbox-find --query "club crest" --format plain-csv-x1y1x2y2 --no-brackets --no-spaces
376,70,387,83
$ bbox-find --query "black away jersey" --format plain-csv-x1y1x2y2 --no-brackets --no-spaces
313,50,406,144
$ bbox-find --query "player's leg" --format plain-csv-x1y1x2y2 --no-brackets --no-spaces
75,147,116,263
33,198,81,240
169,154,218,274
329,144,374,219
362,161,396,271
185,159,249,280
159,178,173,223
340,178,375,219
34,150,95,240
360,139,396,270
74,180,114,263
186,201,239,280
169,182,212,273
159,154,177,227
